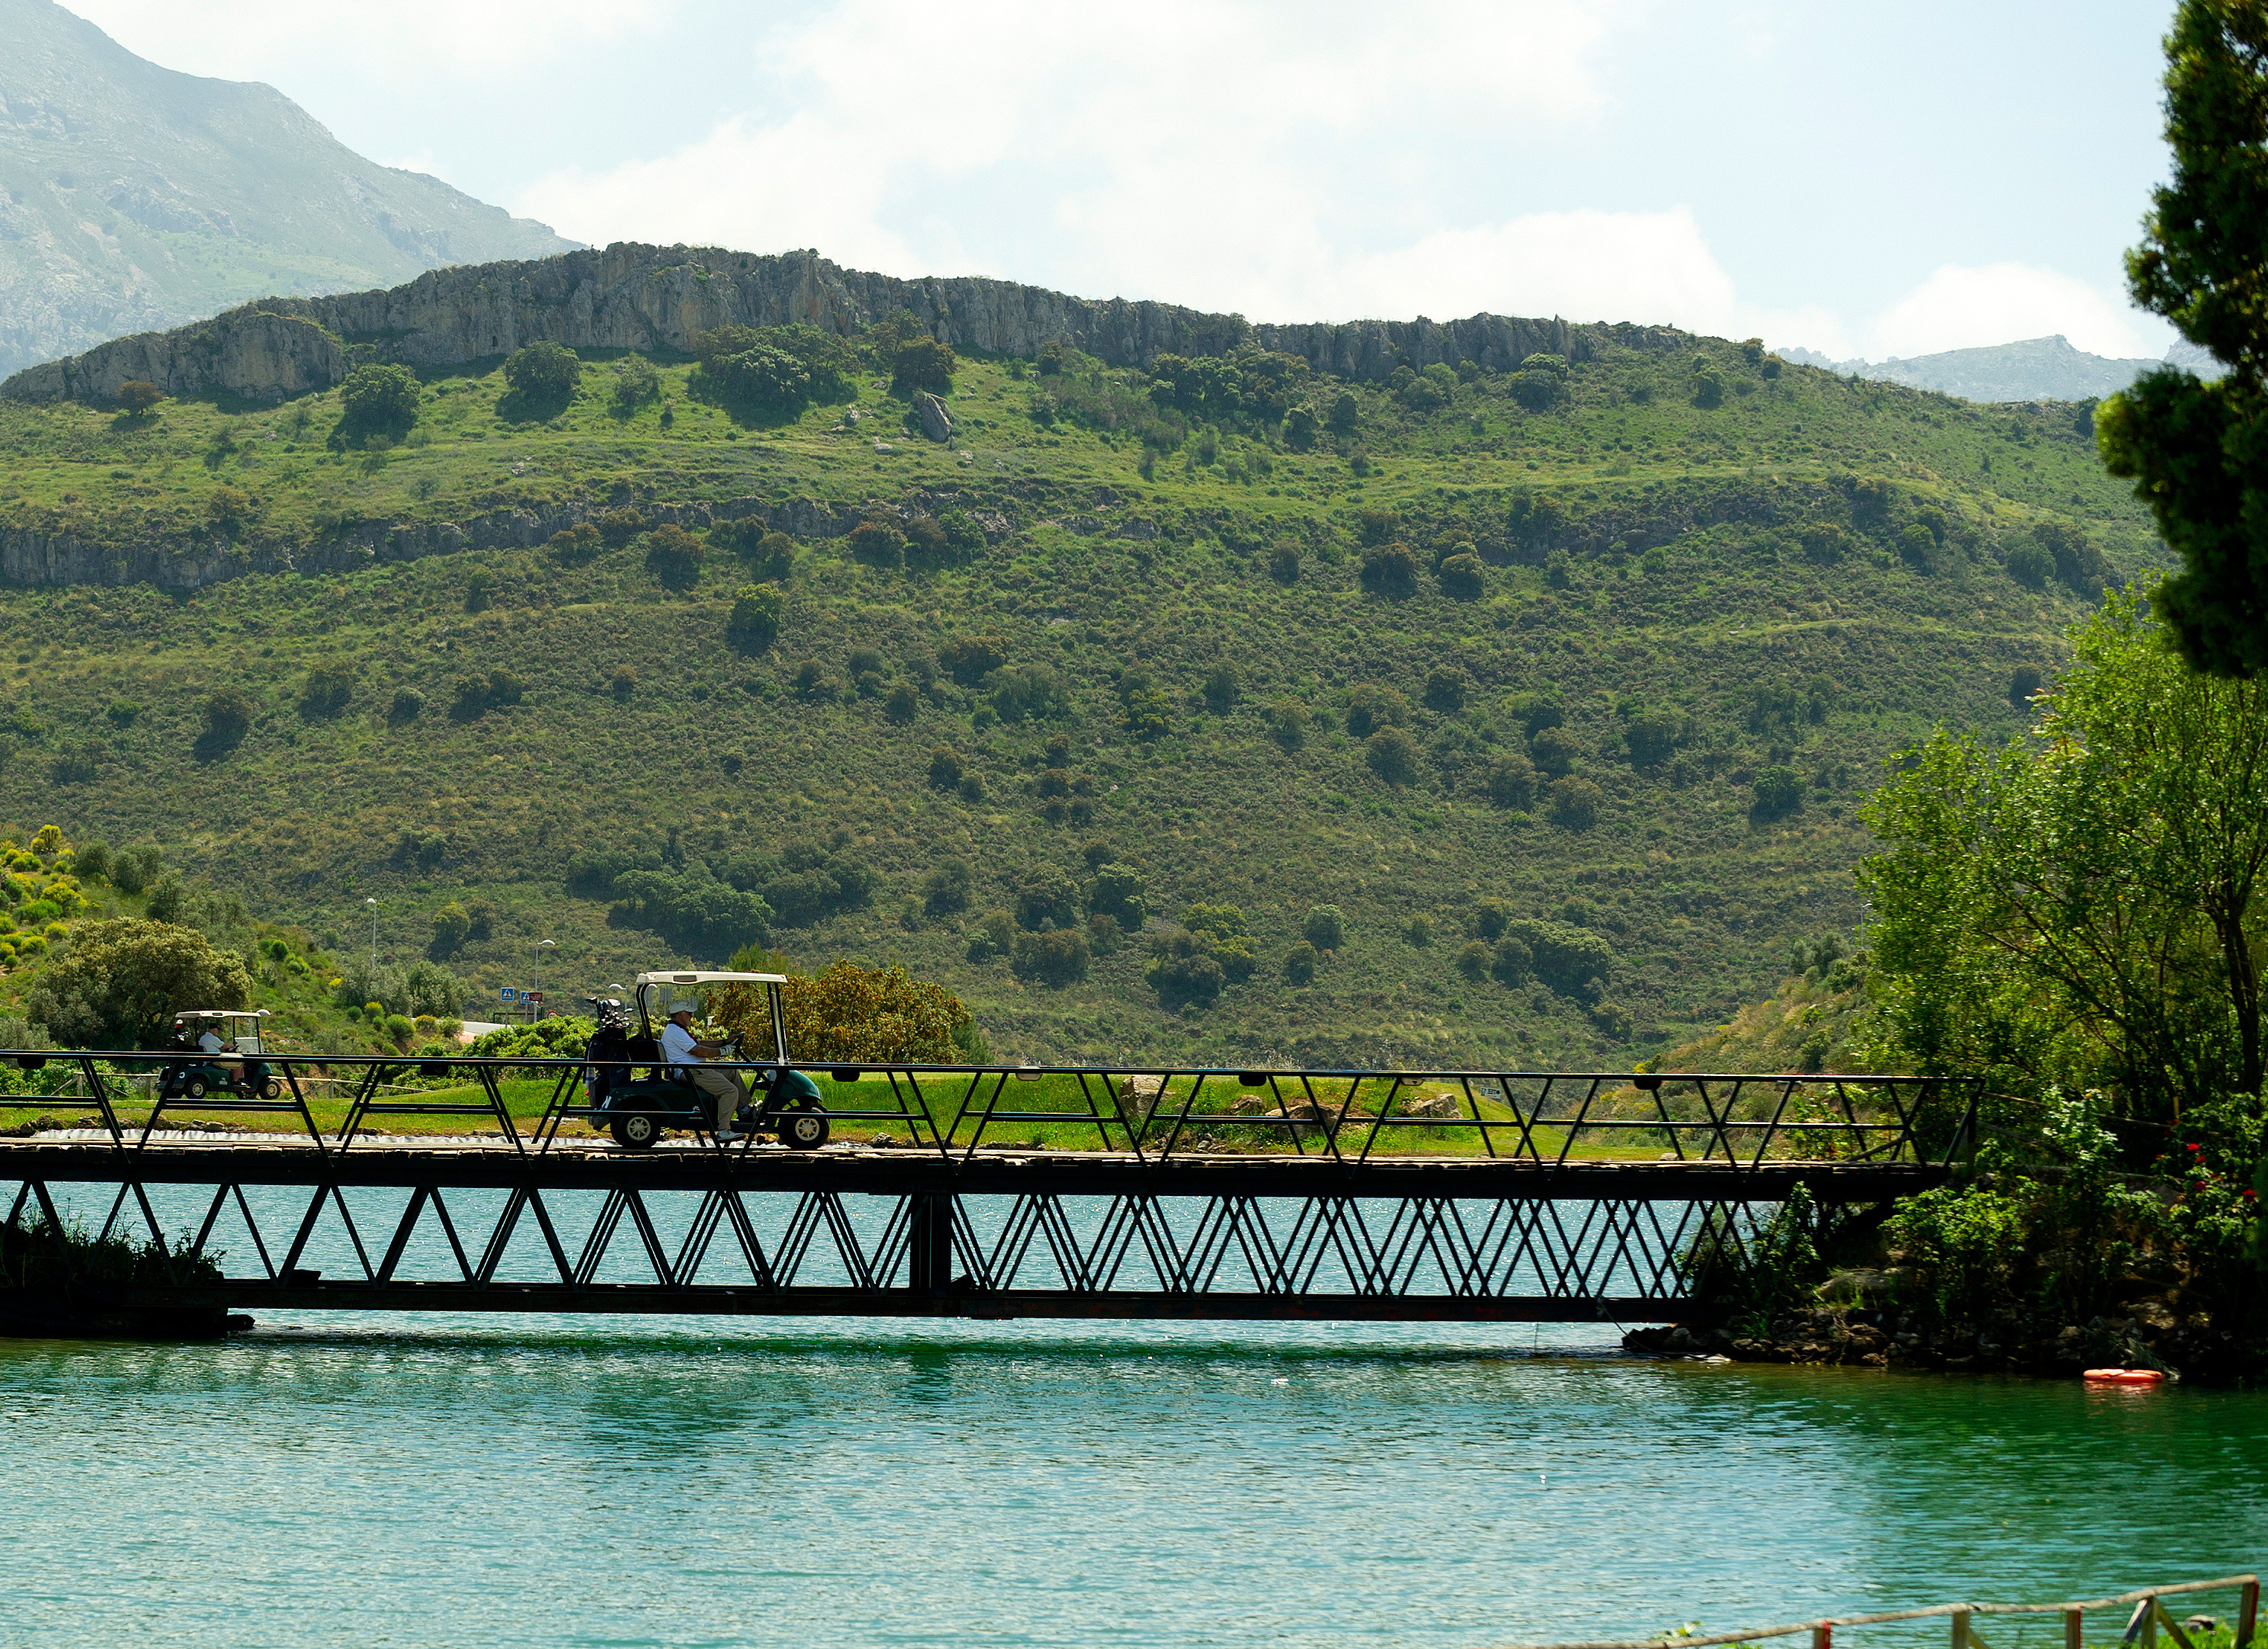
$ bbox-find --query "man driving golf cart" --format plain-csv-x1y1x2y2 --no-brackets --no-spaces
660,1003,749,1137
161,1008,280,1102
585,971,827,1151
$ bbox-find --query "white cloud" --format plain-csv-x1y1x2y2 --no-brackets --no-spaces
1865,262,2158,361
519,0,1634,317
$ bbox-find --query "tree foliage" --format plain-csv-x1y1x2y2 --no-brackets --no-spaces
337,364,419,444
712,960,972,1064
1859,589,2268,1125
2096,0,2268,675
29,918,251,1048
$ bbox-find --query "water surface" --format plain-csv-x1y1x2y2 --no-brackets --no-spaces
1,1314,2261,1648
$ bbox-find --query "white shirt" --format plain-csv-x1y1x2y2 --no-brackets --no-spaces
196,1030,225,1056
659,1020,701,1075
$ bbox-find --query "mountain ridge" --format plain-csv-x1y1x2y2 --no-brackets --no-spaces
1775,334,2176,404
3,241,1670,405
0,0,577,378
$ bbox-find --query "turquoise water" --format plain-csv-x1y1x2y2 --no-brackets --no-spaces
1,1314,2263,1648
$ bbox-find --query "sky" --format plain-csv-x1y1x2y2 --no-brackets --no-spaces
61,0,2184,363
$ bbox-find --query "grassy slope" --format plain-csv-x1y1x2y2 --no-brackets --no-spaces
0,329,2158,1067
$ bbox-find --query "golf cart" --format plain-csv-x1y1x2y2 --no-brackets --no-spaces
584,971,827,1152
161,1009,281,1102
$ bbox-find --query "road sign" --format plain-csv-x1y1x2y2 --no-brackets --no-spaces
526,991,544,1003
499,987,520,1002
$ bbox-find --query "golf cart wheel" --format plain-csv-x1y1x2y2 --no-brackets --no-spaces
610,1111,661,1151
183,1076,207,1100
258,1078,282,1102
780,1109,829,1151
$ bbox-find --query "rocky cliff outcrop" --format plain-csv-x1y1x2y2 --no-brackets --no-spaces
4,241,1686,406
0,489,1003,593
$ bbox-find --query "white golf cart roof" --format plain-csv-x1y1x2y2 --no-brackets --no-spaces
178,1008,270,1020
633,971,787,987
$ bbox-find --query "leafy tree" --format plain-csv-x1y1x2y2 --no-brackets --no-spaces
449,667,524,721
1354,542,1421,597
1283,404,1320,449
1486,751,1537,809
2003,539,2052,588
1303,904,1344,951
928,746,967,788
1501,918,1611,995
938,633,1009,686
1547,776,1604,830
1012,927,1089,986
1366,724,1421,786
1266,696,1309,750
298,662,353,718
387,686,425,726
1438,552,1486,600
1267,541,1301,582
892,336,957,397
597,507,646,546
715,960,973,1064
1202,662,1239,713
726,585,785,654
989,664,1069,723
199,688,255,753
1346,685,1408,737
924,858,974,916
1088,862,1149,928
1752,764,1804,817
115,380,164,416
1120,672,1174,740
1530,726,1580,777
1282,940,1319,985
337,364,420,443
1623,711,1686,768
1422,667,1468,712
2095,0,2268,675
548,522,602,564
430,902,471,959
1015,866,1081,930
704,343,810,419
28,918,251,1048
2009,663,2045,705
1492,935,1535,987
1327,389,1361,436
645,522,704,590
1456,941,1492,981
503,341,582,404
611,354,660,412
1859,588,2268,1122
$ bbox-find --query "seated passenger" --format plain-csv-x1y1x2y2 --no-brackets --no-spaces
659,1007,749,1139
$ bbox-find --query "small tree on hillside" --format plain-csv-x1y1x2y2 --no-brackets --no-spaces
116,380,164,416
504,340,582,404
726,585,785,654
337,364,419,443
29,918,252,1048
892,336,956,397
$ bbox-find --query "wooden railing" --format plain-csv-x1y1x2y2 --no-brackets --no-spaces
1492,1575,2259,1649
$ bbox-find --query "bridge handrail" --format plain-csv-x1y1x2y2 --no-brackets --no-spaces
0,1050,1979,1169
1488,1574,2259,1649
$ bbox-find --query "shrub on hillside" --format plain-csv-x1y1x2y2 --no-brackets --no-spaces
645,523,704,590
1012,927,1090,986
923,858,974,915
336,364,420,444
1486,751,1537,809
548,522,602,564
1346,685,1408,737
1530,726,1580,776
1547,776,1604,830
597,507,646,546
1014,867,1081,931
714,519,797,579
1501,919,1612,996
1752,764,1804,817
116,380,164,416
199,689,256,754
848,519,906,569
298,663,353,718
1423,667,1468,712
928,746,968,788
1266,697,1308,750
892,336,956,397
938,633,1009,686
503,341,582,406
610,354,659,412
1438,553,1486,600
1366,725,1421,786
1303,904,1344,951
725,585,784,654
1282,940,1319,985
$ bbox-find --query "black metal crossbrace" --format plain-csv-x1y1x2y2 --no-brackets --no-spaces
0,1054,1977,1323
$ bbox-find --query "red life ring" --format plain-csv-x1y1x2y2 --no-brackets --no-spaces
2083,1368,2166,1384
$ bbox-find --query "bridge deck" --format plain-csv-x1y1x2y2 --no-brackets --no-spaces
0,1062,1973,1326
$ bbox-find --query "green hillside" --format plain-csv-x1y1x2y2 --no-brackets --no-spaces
0,309,2161,1066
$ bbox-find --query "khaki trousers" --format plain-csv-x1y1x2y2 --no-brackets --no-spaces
687,1064,750,1128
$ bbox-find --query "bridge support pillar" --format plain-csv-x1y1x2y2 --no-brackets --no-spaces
908,1193,954,1294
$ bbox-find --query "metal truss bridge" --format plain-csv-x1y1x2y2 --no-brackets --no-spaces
0,1054,1977,1329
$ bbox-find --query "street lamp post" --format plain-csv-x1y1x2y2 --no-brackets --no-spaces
365,898,378,975
534,939,557,1025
